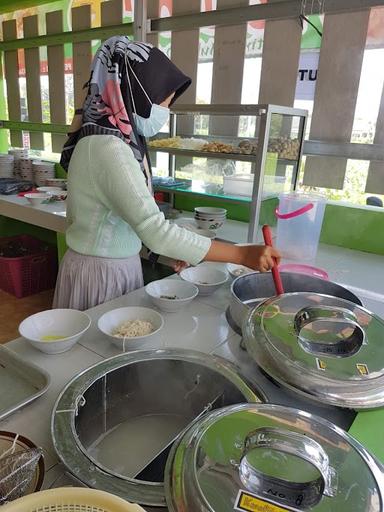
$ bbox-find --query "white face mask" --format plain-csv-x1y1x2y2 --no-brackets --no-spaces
125,53,170,137
133,104,170,138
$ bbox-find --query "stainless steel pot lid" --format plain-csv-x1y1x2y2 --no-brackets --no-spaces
164,403,384,511
243,292,384,409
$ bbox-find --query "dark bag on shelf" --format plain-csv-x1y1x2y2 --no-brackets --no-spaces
0,179,33,195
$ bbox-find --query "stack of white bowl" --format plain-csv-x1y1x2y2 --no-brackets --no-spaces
0,153,15,178
194,207,227,231
19,158,34,182
32,160,55,187
9,148,29,178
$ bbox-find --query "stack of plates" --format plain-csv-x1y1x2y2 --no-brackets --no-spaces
0,153,15,178
9,148,29,178
32,161,55,187
194,206,227,231
19,158,34,182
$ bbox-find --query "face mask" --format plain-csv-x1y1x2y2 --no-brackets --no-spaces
133,103,170,137
125,52,170,137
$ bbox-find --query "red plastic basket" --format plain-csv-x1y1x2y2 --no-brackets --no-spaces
0,235,58,298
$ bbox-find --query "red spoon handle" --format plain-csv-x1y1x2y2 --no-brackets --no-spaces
262,225,284,295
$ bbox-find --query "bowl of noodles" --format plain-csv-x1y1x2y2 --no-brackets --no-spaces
97,307,164,351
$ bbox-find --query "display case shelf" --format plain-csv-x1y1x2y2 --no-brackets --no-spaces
149,104,308,242
148,145,299,165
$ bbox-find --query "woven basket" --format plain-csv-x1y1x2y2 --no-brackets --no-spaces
1,487,145,512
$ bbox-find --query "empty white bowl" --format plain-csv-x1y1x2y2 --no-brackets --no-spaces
24,193,50,206
45,178,67,189
145,279,199,312
180,265,228,295
19,309,91,354
227,263,254,279
194,207,227,216
98,306,164,350
36,186,62,194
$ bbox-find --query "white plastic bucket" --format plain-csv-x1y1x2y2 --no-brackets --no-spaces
275,193,326,261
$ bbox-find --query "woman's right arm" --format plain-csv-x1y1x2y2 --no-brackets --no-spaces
91,136,280,271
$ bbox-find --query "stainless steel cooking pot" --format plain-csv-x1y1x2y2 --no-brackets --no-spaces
229,272,362,333
52,349,264,508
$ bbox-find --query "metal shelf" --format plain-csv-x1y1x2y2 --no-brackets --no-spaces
170,104,308,117
154,185,251,205
148,145,298,165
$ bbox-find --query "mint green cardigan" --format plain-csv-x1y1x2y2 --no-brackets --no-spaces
65,135,211,265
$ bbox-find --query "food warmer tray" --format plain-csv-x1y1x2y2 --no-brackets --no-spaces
0,345,50,420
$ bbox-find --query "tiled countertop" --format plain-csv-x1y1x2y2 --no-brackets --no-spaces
1,194,384,508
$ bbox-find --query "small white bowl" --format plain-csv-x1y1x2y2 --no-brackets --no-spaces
19,309,91,354
227,263,254,279
36,186,62,194
194,207,227,216
98,306,164,350
145,279,199,312
45,178,67,189
24,193,50,206
195,217,225,230
180,265,228,296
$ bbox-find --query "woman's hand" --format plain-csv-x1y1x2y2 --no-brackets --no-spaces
203,240,281,272
173,260,189,273
239,245,281,272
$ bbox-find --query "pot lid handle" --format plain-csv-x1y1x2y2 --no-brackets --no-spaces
238,427,337,509
294,306,366,358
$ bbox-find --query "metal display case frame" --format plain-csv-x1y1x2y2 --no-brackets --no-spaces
149,103,308,242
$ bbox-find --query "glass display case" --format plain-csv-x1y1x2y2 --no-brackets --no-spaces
148,104,308,242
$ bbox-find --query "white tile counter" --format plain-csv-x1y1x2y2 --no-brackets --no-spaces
1,193,384,508
1,257,384,503
0,194,67,233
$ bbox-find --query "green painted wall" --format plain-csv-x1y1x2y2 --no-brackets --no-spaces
320,203,384,254
56,232,67,262
0,58,8,153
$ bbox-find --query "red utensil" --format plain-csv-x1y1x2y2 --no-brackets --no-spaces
262,225,284,295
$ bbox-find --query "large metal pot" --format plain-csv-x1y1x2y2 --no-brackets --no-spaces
228,272,362,333
52,349,264,509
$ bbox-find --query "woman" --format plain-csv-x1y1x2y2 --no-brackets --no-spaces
53,37,280,310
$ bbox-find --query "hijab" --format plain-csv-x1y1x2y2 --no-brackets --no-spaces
60,36,191,185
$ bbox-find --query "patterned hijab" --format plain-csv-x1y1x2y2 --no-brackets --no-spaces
60,37,191,183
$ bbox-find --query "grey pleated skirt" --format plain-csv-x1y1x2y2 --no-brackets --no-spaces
53,249,144,311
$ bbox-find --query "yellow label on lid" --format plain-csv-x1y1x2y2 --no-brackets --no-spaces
316,358,327,371
235,491,293,512
356,363,369,376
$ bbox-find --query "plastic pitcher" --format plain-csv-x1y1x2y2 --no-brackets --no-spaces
275,193,326,262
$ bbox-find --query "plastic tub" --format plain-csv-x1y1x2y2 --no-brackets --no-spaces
223,174,285,198
0,235,57,298
276,193,326,262
279,263,329,280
